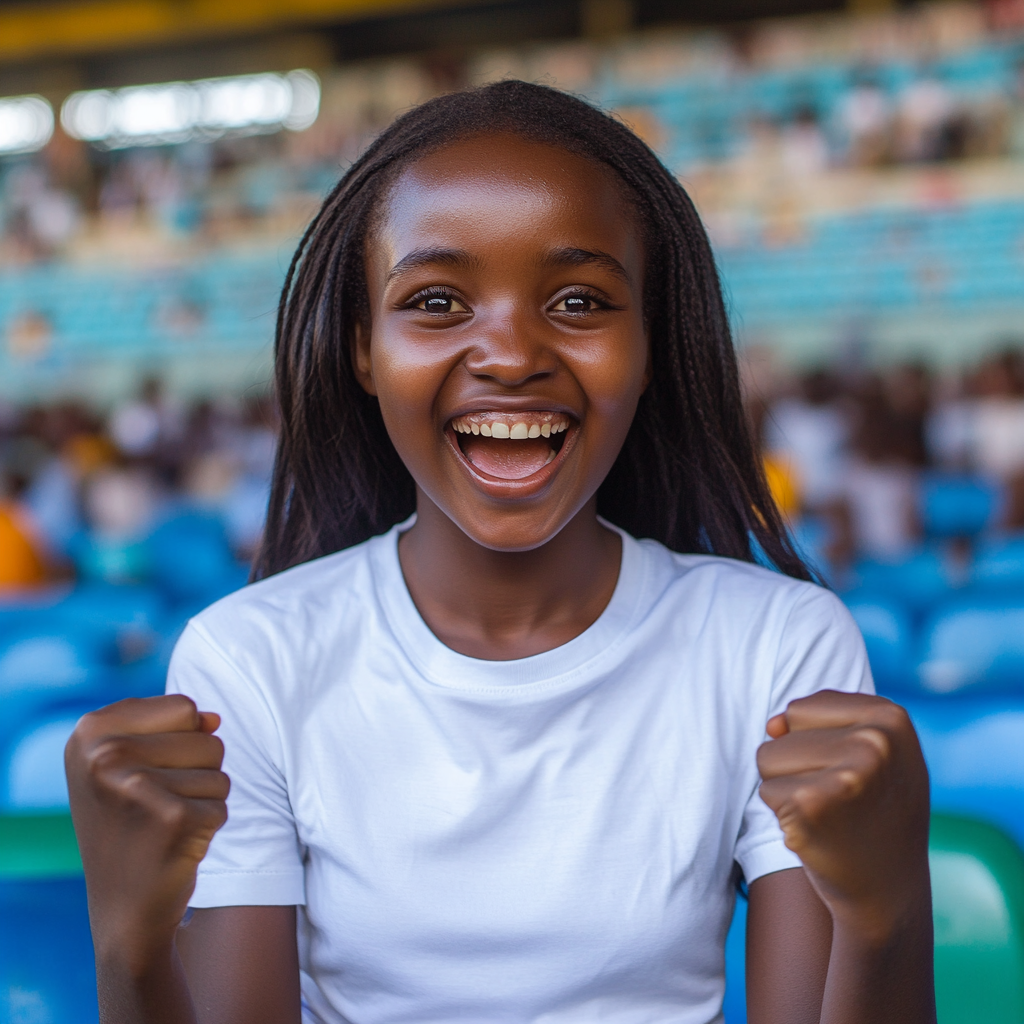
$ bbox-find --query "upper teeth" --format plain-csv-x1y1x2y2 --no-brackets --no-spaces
451,414,570,438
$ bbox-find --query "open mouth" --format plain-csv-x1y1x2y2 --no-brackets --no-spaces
449,412,573,481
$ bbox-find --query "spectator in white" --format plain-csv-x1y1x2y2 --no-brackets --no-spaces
926,374,974,470
836,372,924,564
108,378,184,460
928,352,1024,529
84,466,159,540
968,353,1024,530
781,105,830,177
4,161,81,256
895,72,955,162
1010,60,1024,158
764,369,850,512
838,72,891,166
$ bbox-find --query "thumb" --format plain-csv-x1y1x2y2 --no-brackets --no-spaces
766,712,789,739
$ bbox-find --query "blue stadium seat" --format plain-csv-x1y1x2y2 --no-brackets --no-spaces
0,627,111,703
851,548,960,614
972,536,1024,594
906,698,1024,852
0,713,80,811
844,595,915,692
0,816,96,1024
145,513,244,602
918,602,1024,694
0,877,97,1024
0,691,129,813
920,474,999,538
723,894,747,1024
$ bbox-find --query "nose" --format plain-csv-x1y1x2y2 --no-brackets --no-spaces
463,306,557,388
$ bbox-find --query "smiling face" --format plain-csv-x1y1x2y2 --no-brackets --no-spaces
355,133,650,553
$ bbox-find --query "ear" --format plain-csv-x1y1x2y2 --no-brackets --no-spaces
351,320,377,396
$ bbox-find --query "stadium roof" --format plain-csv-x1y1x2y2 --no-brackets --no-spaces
0,0,480,64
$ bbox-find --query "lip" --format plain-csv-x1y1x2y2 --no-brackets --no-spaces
443,408,580,498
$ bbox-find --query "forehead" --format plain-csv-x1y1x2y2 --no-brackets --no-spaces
375,134,640,258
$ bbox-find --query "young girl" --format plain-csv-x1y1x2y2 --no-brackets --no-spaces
66,81,934,1024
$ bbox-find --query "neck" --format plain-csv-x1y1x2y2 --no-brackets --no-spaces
398,493,622,661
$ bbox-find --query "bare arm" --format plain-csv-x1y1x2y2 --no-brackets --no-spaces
746,868,832,1024
177,907,301,1024
753,691,936,1024
65,695,301,1024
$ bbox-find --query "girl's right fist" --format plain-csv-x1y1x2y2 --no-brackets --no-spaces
65,695,229,970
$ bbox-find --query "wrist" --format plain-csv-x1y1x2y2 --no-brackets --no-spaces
829,881,933,952
94,922,179,982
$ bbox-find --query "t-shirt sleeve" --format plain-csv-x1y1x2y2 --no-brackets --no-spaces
166,621,306,907
734,585,875,885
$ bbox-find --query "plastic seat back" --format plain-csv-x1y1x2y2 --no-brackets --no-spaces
1,714,80,811
722,814,1024,1024
930,815,1024,1023
919,603,1024,694
844,595,914,692
146,513,240,601
0,630,105,696
852,549,958,615
0,813,95,1023
906,698,1024,853
921,475,999,538
972,536,1024,595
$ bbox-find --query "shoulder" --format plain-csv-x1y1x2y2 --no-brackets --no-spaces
179,530,390,680
640,537,837,617
633,537,862,662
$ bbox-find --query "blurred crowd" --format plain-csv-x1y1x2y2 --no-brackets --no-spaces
0,379,274,591
747,345,1024,574
2,3,1024,266
3,345,1024,593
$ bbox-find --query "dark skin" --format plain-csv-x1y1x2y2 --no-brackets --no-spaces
65,135,935,1024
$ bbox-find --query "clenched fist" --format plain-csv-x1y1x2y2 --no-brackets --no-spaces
757,690,931,942
65,695,230,973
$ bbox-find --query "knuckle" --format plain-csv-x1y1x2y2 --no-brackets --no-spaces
211,800,229,829
835,766,868,801
87,737,129,776
790,783,822,819
852,725,892,766
155,798,189,832
880,700,911,732
114,767,153,804
163,694,198,718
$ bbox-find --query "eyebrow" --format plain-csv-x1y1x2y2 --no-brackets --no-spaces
386,247,481,282
541,247,631,283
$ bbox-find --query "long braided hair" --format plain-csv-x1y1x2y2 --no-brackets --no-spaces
253,80,811,582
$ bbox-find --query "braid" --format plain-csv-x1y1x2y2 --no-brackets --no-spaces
253,80,810,583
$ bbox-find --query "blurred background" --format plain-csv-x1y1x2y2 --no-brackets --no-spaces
2,0,1024,1020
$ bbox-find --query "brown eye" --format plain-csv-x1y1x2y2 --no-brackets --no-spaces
553,295,596,313
418,295,467,314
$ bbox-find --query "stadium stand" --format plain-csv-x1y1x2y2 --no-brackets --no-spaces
2,0,1024,1019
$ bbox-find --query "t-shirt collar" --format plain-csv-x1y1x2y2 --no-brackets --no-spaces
370,515,647,693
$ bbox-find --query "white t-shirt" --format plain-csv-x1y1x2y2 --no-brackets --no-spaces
167,520,872,1024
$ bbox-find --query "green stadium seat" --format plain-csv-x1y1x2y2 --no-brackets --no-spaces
725,813,1024,1023
0,813,81,879
930,814,1024,1024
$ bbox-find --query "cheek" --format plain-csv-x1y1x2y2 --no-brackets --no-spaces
576,328,649,429
367,329,458,477
369,331,447,424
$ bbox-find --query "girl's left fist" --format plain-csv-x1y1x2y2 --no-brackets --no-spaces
756,690,931,938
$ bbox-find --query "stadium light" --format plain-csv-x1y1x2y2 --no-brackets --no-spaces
0,95,54,155
61,69,320,148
